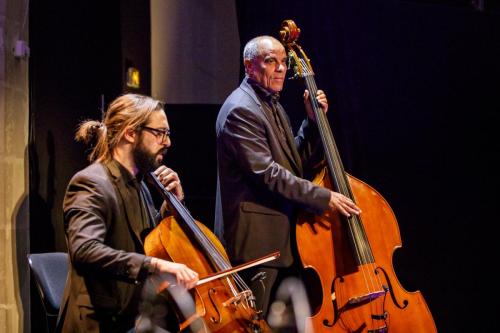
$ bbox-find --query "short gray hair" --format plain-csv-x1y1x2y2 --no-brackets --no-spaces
243,35,281,62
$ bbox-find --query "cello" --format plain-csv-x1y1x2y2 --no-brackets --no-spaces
144,172,275,333
279,20,437,333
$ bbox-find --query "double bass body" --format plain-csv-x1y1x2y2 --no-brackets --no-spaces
278,19,437,332
297,170,437,332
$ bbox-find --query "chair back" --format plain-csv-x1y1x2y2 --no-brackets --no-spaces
28,252,69,328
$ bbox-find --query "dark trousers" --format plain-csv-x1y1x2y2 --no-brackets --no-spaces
239,264,301,317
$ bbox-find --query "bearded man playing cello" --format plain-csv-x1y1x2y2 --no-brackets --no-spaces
57,94,199,333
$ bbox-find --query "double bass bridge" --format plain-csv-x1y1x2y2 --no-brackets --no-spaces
346,289,386,306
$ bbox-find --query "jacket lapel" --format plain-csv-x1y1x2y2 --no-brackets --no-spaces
105,161,145,247
140,181,161,228
240,80,302,174
274,102,303,175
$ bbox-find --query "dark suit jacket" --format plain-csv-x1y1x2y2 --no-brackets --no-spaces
215,77,330,268
57,160,160,333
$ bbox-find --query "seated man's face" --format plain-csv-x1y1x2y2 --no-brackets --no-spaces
133,111,170,173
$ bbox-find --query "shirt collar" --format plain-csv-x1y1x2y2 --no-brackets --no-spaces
246,77,280,104
111,159,143,187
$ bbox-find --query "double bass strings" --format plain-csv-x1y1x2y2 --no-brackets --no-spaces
278,20,436,331
300,60,386,312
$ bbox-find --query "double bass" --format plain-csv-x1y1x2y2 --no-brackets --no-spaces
279,20,437,332
144,172,275,332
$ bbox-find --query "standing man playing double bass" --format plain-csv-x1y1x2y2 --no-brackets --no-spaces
214,36,361,315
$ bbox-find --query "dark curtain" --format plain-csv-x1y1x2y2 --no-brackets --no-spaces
235,0,500,331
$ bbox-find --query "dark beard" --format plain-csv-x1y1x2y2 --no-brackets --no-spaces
133,141,163,174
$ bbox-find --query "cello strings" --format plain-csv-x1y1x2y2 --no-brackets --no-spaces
151,173,253,296
170,196,251,293
175,209,250,292
174,191,252,294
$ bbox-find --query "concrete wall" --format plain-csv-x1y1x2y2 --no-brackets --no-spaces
0,0,30,331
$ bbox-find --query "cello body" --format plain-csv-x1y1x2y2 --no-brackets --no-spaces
145,216,269,333
144,173,271,333
278,19,437,333
297,169,437,333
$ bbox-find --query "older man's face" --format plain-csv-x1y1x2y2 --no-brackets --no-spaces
246,39,287,93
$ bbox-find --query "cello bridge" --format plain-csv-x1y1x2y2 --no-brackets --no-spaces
222,290,253,308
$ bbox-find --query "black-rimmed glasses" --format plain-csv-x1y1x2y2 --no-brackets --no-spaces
141,126,171,143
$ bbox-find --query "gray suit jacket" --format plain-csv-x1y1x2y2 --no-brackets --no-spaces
215,78,330,268
57,160,160,333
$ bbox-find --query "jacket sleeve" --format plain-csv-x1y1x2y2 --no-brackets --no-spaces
220,106,330,214
63,173,149,284
294,117,330,181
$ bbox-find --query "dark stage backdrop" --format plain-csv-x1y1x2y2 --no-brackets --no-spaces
28,1,154,331
235,0,500,332
29,0,499,332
